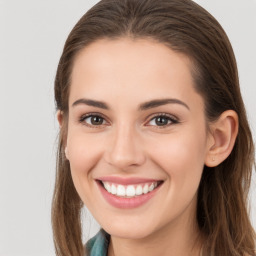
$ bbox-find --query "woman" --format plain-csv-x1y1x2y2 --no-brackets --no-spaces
51,0,256,255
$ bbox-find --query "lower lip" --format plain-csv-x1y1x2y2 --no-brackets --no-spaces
96,181,162,209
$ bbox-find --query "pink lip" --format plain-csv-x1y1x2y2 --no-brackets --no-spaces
96,176,160,185
96,179,163,209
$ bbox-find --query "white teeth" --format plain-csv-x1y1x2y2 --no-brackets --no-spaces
104,182,111,193
117,185,126,196
135,185,143,196
111,184,117,195
126,185,136,197
102,181,159,198
143,184,149,194
149,183,154,191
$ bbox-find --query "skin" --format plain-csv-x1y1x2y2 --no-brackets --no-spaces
58,38,238,256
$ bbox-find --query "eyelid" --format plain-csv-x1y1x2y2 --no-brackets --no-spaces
78,112,179,129
79,112,110,128
145,112,179,127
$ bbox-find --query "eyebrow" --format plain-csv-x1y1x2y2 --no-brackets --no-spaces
139,98,190,111
72,98,109,109
72,98,190,111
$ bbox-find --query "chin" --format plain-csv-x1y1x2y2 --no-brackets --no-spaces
102,222,157,240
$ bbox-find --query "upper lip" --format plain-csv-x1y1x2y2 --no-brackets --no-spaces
96,176,162,185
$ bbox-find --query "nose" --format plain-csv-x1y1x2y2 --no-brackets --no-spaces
104,124,146,170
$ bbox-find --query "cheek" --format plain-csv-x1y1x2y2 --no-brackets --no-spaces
149,133,206,221
150,130,207,187
66,131,105,203
67,131,104,174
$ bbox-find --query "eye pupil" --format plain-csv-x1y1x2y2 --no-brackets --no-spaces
156,117,168,126
91,116,103,125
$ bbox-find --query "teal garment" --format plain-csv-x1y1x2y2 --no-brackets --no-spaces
85,229,110,256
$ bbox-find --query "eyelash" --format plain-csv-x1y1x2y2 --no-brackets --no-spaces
79,112,179,128
79,112,108,128
146,113,179,128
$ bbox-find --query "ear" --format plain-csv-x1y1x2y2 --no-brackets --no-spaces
205,110,238,167
57,110,63,128
64,146,69,160
56,110,69,160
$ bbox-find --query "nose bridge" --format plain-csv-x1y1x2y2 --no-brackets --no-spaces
106,121,145,169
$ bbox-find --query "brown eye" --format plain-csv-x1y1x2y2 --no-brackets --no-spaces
90,116,104,125
155,116,170,126
80,114,107,126
148,114,178,127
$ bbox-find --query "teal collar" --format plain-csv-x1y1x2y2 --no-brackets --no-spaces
85,229,110,256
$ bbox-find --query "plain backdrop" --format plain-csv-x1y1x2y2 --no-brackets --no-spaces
0,1,255,255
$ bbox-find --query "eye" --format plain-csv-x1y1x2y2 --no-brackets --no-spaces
147,114,178,127
79,113,107,127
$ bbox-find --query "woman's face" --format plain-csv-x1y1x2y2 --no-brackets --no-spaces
65,38,212,239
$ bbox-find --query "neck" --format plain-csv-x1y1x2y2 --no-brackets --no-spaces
108,199,204,256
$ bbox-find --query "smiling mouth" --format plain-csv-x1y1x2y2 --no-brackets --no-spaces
98,180,163,198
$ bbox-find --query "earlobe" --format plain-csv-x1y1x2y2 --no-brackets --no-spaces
65,147,69,160
57,110,63,128
57,110,69,159
205,110,238,167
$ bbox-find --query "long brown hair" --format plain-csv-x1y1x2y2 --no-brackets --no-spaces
52,0,256,255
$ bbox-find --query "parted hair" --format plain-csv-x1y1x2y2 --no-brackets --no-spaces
52,0,256,255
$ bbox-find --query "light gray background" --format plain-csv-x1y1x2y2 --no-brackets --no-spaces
0,1,255,255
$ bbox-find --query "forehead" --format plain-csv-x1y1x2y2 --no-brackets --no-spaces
69,38,203,111
72,37,192,79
